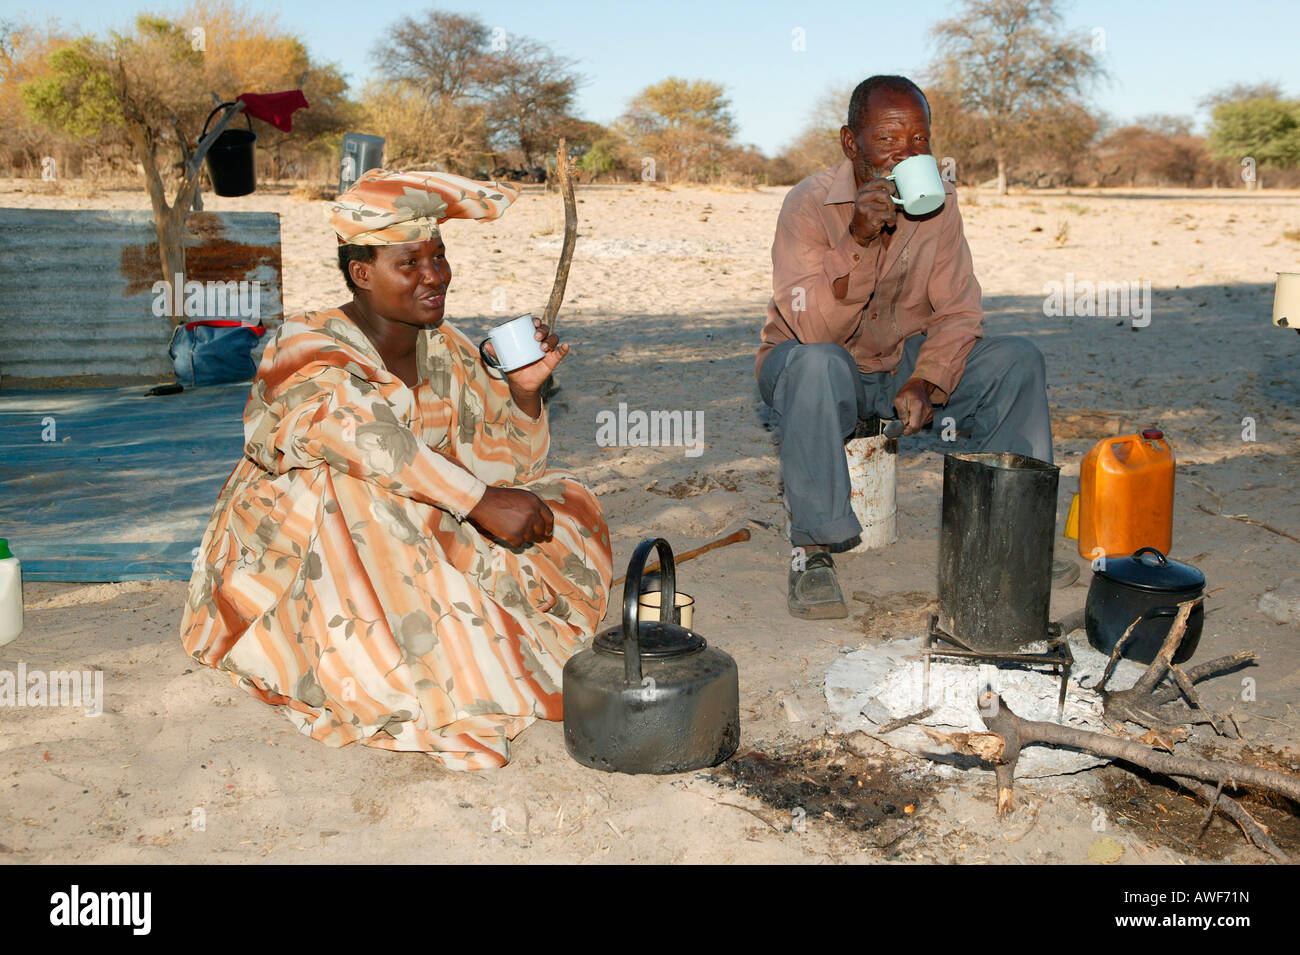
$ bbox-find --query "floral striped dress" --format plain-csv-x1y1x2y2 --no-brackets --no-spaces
180,308,612,770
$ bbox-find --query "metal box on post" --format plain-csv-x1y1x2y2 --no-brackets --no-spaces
338,133,385,195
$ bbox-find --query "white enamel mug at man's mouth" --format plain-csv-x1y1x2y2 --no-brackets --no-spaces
886,154,946,217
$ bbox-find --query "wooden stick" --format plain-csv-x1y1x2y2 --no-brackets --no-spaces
1148,652,1257,707
1131,598,1202,697
976,691,1300,813
1196,504,1300,544
1102,598,1203,731
1169,663,1230,737
1097,612,1145,692
1173,775,1289,862
541,137,577,332
876,707,934,734
612,529,750,587
1197,778,1225,837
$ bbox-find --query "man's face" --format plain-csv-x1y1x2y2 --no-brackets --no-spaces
840,87,932,188
350,238,452,327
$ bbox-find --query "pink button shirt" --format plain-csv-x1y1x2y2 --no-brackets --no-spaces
758,160,985,401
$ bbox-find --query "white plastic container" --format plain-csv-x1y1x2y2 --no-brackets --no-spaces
0,539,23,647
845,435,898,552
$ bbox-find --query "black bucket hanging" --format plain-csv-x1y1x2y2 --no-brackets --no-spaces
199,103,257,197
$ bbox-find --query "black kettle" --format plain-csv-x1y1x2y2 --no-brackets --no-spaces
562,538,739,774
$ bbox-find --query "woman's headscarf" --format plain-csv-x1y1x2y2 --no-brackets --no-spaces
328,169,520,245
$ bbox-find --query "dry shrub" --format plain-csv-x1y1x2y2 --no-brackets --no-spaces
291,182,336,201
62,179,105,199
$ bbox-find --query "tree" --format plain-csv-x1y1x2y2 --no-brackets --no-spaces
1015,100,1097,186
927,0,1105,194
1206,97,1300,188
924,84,995,183
0,18,79,176
773,84,852,184
1199,81,1285,112
719,142,770,185
1135,113,1193,138
575,126,636,181
1093,125,1215,187
22,3,350,321
477,37,580,168
372,11,487,100
361,77,487,173
618,77,736,183
367,9,488,173
367,11,582,173
23,17,212,306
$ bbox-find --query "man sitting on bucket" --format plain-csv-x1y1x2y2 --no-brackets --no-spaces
757,74,1058,620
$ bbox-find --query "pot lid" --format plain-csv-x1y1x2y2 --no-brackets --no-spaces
1095,546,1204,593
593,621,705,658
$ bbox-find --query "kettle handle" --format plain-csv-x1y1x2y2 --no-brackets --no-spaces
621,538,678,686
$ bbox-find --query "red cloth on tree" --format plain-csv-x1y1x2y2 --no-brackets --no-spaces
235,90,310,132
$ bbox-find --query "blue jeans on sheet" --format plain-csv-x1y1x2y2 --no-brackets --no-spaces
758,334,1053,548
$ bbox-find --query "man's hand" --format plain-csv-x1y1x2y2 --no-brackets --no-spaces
849,177,899,247
467,485,554,548
894,377,935,436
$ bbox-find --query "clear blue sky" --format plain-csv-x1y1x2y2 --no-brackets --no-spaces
20,0,1300,154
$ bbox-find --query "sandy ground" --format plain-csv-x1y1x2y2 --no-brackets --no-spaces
2,177,1299,864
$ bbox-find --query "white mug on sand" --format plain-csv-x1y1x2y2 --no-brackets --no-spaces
1273,272,1300,330
479,314,546,377
886,154,946,217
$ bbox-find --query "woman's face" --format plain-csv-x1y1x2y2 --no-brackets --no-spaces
351,238,452,328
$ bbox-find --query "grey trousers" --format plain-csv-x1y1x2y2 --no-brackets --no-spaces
758,334,1053,548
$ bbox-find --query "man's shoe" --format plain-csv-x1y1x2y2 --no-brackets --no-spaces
788,551,848,619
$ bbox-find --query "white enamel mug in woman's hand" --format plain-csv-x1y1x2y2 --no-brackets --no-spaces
479,314,546,378
886,154,946,217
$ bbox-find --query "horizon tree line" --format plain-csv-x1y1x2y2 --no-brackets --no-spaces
2,0,1297,193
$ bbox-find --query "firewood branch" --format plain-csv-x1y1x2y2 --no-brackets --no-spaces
1172,775,1289,863
973,692,1298,859
1168,663,1230,737
1149,652,1257,706
1102,598,1205,731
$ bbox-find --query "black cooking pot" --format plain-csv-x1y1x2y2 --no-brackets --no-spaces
1085,546,1205,664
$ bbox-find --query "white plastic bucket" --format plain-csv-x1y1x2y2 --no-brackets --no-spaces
845,436,898,552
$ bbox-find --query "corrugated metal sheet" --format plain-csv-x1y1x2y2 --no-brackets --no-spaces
0,209,282,380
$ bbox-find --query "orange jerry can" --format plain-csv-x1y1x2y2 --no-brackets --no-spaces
1078,428,1175,559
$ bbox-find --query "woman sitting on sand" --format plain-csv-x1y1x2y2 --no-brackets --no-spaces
180,169,612,771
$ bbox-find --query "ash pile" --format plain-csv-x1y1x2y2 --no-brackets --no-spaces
825,631,1146,778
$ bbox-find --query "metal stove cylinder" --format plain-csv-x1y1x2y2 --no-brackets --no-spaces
938,452,1060,653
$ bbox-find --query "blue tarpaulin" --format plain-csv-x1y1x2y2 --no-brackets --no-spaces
0,383,249,581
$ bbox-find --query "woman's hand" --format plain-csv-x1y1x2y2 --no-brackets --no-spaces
467,485,554,548
499,317,567,417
